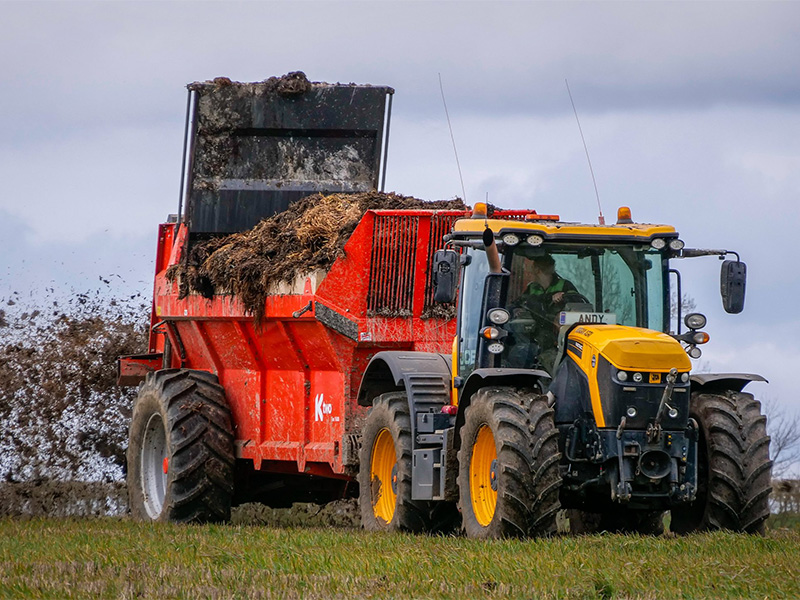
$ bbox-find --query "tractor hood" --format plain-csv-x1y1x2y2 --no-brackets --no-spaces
559,324,692,428
567,325,691,372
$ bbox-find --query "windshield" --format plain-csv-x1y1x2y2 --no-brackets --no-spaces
499,244,667,373
507,245,666,330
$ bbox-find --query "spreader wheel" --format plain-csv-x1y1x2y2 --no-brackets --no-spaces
671,390,772,534
127,369,235,523
359,392,431,531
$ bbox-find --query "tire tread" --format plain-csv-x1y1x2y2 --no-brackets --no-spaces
128,369,234,524
671,390,772,534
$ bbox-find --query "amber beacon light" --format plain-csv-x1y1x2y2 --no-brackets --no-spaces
617,206,633,224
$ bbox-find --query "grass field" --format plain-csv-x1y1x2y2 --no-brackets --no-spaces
1,517,799,599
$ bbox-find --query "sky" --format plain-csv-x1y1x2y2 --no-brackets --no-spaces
1,1,799,425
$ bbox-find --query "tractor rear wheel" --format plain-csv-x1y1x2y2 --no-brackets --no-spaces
670,390,772,534
128,369,235,523
458,388,561,538
359,392,431,532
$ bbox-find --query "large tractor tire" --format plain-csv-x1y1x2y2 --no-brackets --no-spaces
525,391,563,535
671,390,772,534
127,369,235,524
457,388,561,538
359,392,432,532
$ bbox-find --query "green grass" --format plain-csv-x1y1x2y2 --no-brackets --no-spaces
1,518,799,599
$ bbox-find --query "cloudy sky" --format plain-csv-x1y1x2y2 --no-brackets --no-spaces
1,1,799,418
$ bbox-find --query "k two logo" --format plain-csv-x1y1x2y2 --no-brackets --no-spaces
314,393,332,422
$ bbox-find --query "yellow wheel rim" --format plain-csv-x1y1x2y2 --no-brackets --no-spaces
370,428,397,524
470,424,498,527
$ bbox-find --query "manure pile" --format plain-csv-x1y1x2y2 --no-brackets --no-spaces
168,191,467,320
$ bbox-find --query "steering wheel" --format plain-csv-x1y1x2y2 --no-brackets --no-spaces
560,291,592,306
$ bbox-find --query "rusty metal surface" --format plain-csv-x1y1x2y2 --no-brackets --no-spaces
184,75,394,234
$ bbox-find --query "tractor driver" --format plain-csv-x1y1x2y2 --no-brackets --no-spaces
512,254,581,373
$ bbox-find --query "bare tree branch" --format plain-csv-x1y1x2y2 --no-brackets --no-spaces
764,397,800,478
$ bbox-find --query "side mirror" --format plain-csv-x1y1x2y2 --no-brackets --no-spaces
721,260,746,314
433,250,459,303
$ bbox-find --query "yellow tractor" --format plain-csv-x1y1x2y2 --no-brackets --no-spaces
360,202,771,537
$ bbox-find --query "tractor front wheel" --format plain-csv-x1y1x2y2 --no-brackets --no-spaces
127,369,235,523
670,390,772,534
458,388,561,538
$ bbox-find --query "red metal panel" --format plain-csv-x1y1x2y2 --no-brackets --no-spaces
197,321,263,445
232,320,267,451
258,321,305,457
315,211,374,318
188,320,223,374
170,322,201,371
413,215,432,317
285,321,347,472
155,224,176,275
149,223,177,353
117,354,162,386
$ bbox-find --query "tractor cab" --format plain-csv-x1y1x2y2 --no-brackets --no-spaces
438,203,690,387
456,235,671,378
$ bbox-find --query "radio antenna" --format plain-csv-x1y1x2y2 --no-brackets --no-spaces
565,79,605,225
439,73,467,203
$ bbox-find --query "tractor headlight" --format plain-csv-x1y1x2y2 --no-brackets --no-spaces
650,238,666,250
617,370,628,382
668,407,679,419
692,331,710,344
669,239,685,251
685,312,707,330
487,308,510,325
527,234,544,246
502,233,520,246
627,407,638,418
681,372,690,383
688,346,702,359
633,372,643,383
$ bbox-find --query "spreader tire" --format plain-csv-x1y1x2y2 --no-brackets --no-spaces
458,388,561,538
128,369,235,523
671,390,772,534
359,392,431,532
